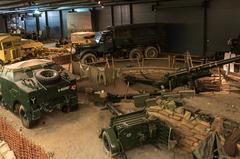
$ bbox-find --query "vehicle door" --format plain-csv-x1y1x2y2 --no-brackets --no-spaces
99,32,114,53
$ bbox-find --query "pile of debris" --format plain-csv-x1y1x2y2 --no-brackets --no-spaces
146,98,211,153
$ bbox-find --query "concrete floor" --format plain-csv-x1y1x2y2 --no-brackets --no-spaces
0,92,240,159
0,94,178,159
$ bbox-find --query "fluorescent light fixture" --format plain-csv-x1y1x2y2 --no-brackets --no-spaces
33,9,41,15
74,8,90,12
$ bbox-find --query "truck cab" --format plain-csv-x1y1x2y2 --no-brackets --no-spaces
0,34,22,65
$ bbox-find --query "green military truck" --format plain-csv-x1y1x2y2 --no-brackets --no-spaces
74,23,166,63
0,59,78,128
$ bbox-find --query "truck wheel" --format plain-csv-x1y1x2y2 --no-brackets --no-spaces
144,46,159,58
102,131,116,157
129,48,143,60
35,69,60,85
19,105,35,128
81,53,97,64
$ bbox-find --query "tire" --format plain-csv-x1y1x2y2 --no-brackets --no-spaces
19,105,35,128
35,69,60,85
129,48,143,60
80,53,97,64
102,131,115,157
144,46,159,58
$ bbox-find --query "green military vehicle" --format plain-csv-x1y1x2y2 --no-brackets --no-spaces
74,23,166,63
0,59,78,128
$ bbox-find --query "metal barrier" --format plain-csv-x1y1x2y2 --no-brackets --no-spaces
0,117,48,159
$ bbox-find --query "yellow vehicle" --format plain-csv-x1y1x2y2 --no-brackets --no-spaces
21,39,43,57
0,34,22,65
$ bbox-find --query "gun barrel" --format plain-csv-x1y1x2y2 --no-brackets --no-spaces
106,103,123,116
168,55,240,78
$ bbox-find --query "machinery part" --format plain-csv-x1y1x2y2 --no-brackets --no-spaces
19,105,35,128
129,48,143,60
105,103,123,116
144,46,159,58
35,69,60,85
80,52,97,64
100,110,173,158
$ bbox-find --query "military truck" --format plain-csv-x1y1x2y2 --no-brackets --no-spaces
0,59,78,128
0,34,22,65
74,23,166,63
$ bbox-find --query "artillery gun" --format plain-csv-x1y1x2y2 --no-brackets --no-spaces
100,103,173,159
125,56,240,89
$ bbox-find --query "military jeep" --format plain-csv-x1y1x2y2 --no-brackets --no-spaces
0,59,78,128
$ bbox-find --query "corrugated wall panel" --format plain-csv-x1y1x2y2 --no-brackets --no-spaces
48,11,61,39
25,16,36,32
157,7,204,56
0,16,6,33
207,0,240,54
114,5,130,26
67,12,92,35
62,10,71,38
132,3,156,24
95,7,112,31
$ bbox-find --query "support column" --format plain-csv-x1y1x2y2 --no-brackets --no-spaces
35,16,40,38
203,0,208,57
111,5,114,26
129,4,133,24
45,11,49,39
59,10,64,38
4,15,8,33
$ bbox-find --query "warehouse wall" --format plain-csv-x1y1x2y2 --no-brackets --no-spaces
94,0,240,56
0,0,239,55
48,11,61,39
0,16,6,33
25,16,36,32
207,0,240,54
95,7,112,31
114,5,130,25
132,3,156,24
156,7,204,55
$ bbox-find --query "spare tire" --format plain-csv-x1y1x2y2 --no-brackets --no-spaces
35,69,60,85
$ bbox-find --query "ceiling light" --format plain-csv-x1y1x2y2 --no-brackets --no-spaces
33,9,41,16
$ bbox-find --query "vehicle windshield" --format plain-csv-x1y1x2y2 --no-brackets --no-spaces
2,41,13,49
13,63,62,82
94,32,102,43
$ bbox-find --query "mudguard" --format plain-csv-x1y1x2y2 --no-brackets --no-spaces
79,49,97,59
101,128,122,157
